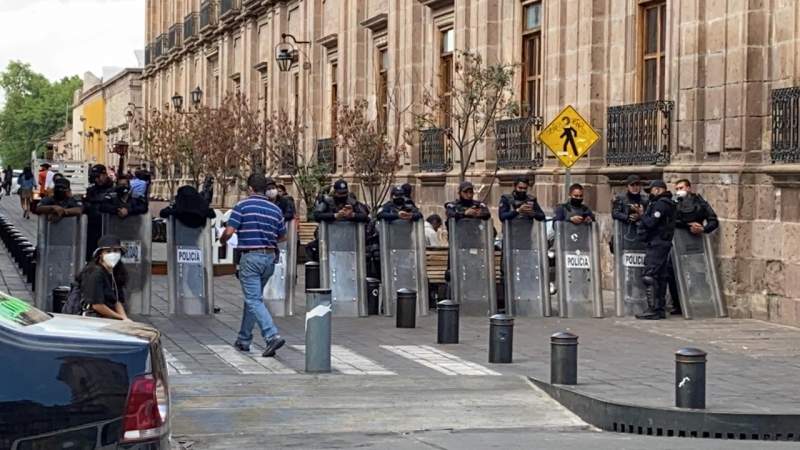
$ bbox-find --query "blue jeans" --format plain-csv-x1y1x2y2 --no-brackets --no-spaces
237,252,279,345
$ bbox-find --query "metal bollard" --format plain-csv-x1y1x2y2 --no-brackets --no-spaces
304,261,320,290
675,347,706,409
305,288,332,373
366,277,380,315
52,286,71,314
22,247,36,282
396,289,416,328
488,314,514,363
550,332,578,385
437,300,459,344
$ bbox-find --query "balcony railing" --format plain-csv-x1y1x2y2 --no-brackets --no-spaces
168,23,183,51
184,13,199,42
495,116,544,169
316,138,336,172
153,35,164,59
771,86,800,164
419,128,452,172
220,0,241,19
144,45,151,66
606,100,673,166
200,1,218,31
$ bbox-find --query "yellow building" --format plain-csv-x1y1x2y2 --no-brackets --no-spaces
82,93,106,165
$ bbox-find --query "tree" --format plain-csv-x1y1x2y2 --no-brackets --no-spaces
416,51,517,181
0,61,80,167
336,99,407,216
141,108,185,199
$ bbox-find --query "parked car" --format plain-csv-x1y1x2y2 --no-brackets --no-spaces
0,292,170,450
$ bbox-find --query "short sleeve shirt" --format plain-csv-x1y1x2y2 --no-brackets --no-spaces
81,264,125,309
227,194,286,249
38,195,82,208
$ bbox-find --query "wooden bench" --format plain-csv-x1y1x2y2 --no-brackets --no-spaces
298,221,318,245
424,247,503,284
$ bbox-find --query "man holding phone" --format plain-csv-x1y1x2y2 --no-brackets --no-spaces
312,179,370,223
499,177,546,222
554,183,595,224
445,181,491,222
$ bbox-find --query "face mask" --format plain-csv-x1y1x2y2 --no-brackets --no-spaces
334,195,347,204
102,251,122,268
54,188,68,200
116,186,130,196
266,188,278,199
514,191,527,200
570,197,583,207
393,197,405,206
675,190,688,198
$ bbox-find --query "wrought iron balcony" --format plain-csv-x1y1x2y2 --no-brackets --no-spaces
144,45,151,66
220,0,241,19
184,13,199,42
168,23,183,51
771,86,800,164
200,0,218,31
153,35,165,59
606,100,673,166
316,138,336,173
495,116,544,169
419,128,452,172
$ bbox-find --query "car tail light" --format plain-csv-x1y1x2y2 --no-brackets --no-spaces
122,374,169,442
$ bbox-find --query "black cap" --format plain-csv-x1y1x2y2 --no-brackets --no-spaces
90,164,107,175
54,177,70,189
647,180,667,190
458,181,474,192
625,175,641,186
333,179,348,193
391,186,404,197
93,234,125,257
401,183,413,196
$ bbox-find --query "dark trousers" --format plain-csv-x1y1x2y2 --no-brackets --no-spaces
666,255,681,312
644,240,672,313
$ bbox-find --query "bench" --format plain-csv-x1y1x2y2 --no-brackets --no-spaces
298,221,318,245
425,246,503,288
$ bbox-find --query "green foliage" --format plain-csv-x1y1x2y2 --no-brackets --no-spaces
0,61,80,167
294,161,331,221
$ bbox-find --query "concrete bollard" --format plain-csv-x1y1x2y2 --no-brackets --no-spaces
675,347,706,409
550,332,578,385
436,300,459,344
396,289,417,328
305,288,332,373
488,314,514,363
304,261,320,290
51,286,71,314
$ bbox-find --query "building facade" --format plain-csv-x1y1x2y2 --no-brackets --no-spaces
142,0,800,326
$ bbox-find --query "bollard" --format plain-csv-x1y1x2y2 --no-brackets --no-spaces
305,288,332,373
18,243,33,269
52,286,71,314
366,277,380,315
488,314,514,363
22,247,36,282
675,347,706,409
436,300,459,344
550,332,578,385
305,261,320,290
396,289,417,328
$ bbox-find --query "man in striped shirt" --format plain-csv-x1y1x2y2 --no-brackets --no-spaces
220,174,287,357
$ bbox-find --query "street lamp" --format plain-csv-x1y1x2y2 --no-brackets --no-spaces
171,93,184,112
275,33,311,72
191,86,203,107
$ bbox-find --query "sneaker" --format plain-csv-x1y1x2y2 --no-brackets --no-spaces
262,336,286,357
233,340,250,352
635,310,665,320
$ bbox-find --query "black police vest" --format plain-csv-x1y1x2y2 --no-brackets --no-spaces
675,194,708,224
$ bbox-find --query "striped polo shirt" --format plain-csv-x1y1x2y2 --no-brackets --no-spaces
227,194,286,249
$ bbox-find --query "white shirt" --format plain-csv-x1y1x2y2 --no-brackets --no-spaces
425,221,443,247
44,169,56,189
217,225,237,248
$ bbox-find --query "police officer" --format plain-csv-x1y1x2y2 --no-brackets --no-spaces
668,178,719,315
554,183,595,223
35,178,83,223
83,164,115,261
445,181,491,221
377,186,423,222
312,179,370,223
636,180,676,320
499,177,545,222
274,184,296,222
612,175,647,227
100,175,149,218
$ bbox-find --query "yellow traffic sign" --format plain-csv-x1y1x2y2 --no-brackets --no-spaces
538,105,600,168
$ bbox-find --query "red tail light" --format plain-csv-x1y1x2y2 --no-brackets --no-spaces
122,374,169,442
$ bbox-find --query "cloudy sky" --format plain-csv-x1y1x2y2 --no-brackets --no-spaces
0,0,144,104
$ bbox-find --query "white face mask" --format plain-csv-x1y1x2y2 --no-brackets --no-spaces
266,188,278,199
675,189,689,198
102,251,122,268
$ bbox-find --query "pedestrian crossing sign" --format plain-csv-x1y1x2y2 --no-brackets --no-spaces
538,105,600,168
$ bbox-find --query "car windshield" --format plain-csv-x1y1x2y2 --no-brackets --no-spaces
0,292,51,327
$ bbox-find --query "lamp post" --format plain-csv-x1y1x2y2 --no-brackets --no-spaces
113,140,130,175
171,93,184,112
275,33,311,72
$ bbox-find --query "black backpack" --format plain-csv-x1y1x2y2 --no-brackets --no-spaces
62,282,84,315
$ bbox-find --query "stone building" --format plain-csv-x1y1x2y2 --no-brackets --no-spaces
142,0,800,326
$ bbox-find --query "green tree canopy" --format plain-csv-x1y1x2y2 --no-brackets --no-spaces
0,61,80,168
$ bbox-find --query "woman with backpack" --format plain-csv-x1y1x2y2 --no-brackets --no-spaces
16,166,36,219
77,234,131,320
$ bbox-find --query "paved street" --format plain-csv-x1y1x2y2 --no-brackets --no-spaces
2,196,799,449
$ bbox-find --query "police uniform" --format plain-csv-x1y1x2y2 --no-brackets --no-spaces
445,184,491,221
498,192,546,222
312,179,370,223
378,186,423,222
553,200,595,222
636,180,676,320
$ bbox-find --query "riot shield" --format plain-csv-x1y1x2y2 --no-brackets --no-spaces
554,221,603,318
612,220,648,317
263,219,298,317
671,228,727,319
102,214,152,316
167,216,215,315
502,218,550,317
379,219,429,317
448,218,497,316
318,221,367,317
35,215,86,312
